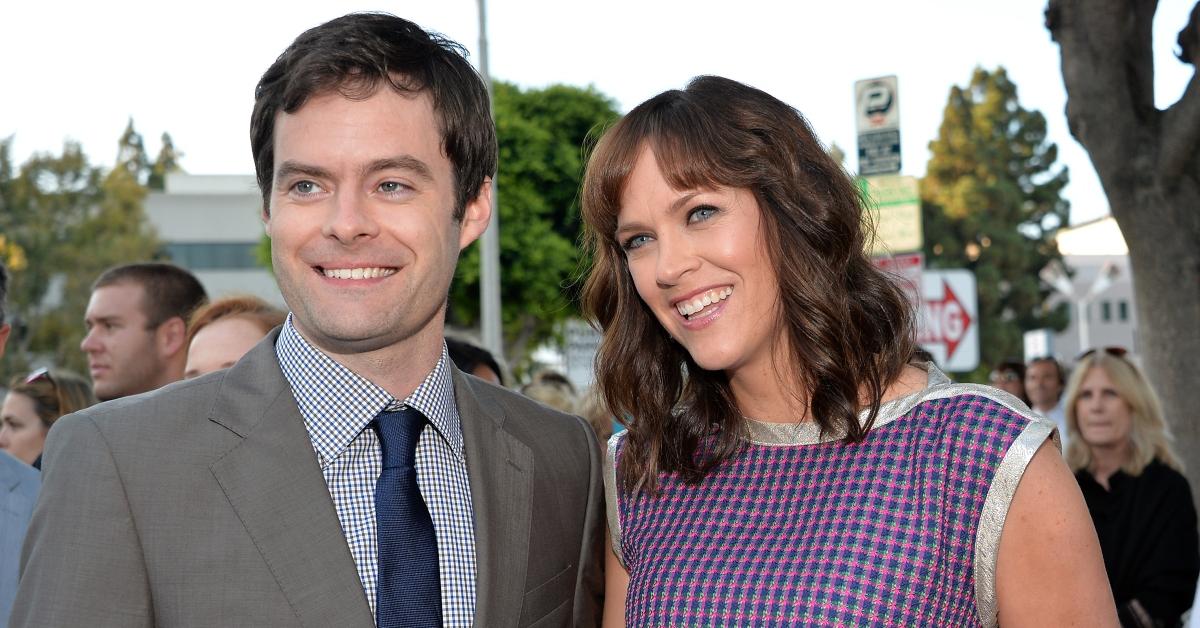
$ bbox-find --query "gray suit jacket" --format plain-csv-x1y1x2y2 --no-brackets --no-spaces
11,332,603,627
1,451,40,627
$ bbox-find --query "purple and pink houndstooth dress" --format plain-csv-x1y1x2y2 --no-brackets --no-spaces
605,364,1056,627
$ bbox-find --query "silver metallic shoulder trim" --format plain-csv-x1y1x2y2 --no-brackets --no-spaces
973,417,1054,627
604,432,627,570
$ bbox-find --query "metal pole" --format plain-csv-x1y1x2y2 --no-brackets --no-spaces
476,0,503,360
1077,297,1090,355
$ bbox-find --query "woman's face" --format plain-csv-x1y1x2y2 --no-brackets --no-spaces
615,147,782,377
1074,367,1134,451
989,369,1025,398
185,316,269,379
0,392,47,465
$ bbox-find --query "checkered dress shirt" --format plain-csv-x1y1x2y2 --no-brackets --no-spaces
275,317,476,626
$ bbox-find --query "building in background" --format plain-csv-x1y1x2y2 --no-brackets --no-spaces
146,174,283,307
1026,216,1137,364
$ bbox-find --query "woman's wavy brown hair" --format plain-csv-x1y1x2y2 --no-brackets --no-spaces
581,76,916,493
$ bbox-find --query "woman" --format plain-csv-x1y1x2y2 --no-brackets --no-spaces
581,76,1115,626
184,295,285,378
0,368,97,468
1066,349,1199,626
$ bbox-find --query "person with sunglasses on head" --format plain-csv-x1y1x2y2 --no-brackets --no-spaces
0,369,98,469
1066,347,1200,627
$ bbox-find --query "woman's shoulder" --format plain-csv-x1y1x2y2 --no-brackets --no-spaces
880,363,1052,437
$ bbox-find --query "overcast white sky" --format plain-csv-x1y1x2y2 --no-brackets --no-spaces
2,0,1194,225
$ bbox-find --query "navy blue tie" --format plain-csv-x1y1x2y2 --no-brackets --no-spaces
373,408,442,628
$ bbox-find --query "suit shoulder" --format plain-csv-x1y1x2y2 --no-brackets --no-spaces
464,377,592,442
65,371,227,436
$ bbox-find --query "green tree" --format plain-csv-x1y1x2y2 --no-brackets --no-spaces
116,118,150,184
147,132,184,191
448,81,619,372
0,136,161,376
921,67,1070,381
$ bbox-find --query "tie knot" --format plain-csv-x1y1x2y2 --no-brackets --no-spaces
373,407,426,469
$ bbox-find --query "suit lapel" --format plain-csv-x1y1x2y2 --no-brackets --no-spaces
207,334,374,628
455,369,534,627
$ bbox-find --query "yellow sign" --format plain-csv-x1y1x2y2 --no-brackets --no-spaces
858,174,922,255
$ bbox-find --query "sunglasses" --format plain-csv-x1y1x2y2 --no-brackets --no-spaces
989,371,1021,383
1076,346,1129,361
24,367,54,385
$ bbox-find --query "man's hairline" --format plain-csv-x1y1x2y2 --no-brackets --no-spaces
90,279,184,331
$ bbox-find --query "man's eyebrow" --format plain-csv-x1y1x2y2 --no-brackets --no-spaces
274,161,334,187
362,156,434,182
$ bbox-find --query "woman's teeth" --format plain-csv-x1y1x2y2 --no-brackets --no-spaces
677,287,733,318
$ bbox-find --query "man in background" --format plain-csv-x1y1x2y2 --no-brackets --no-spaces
0,261,41,625
1026,356,1068,447
80,262,207,400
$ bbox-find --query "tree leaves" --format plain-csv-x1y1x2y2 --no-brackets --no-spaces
447,81,619,373
922,67,1070,380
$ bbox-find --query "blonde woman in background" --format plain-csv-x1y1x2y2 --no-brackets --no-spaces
1067,348,1199,627
0,369,97,468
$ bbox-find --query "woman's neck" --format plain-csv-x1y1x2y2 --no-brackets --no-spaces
1088,442,1132,490
728,360,929,425
729,367,807,425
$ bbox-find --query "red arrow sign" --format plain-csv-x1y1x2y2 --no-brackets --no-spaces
918,279,974,360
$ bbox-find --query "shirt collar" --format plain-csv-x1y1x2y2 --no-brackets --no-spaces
275,315,463,464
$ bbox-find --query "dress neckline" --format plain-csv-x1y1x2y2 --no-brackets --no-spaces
742,362,951,446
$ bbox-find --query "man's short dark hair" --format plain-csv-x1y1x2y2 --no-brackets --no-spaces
445,336,504,386
0,261,8,327
249,12,498,220
92,263,209,329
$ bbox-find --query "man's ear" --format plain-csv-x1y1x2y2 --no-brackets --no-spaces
157,317,188,359
0,323,10,359
458,178,493,250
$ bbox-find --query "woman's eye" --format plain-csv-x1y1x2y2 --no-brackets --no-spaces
622,234,652,251
688,205,718,223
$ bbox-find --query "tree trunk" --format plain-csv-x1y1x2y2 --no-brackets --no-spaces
1048,0,1200,511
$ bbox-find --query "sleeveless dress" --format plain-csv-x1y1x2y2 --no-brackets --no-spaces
605,364,1056,627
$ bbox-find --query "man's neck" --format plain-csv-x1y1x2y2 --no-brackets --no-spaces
297,322,445,402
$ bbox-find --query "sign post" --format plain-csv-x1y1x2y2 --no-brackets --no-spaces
855,75,901,176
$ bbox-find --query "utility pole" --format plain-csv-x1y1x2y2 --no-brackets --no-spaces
476,0,503,360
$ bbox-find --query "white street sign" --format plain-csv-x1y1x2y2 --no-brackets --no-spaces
917,269,979,372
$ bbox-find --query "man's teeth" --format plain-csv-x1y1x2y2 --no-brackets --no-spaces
323,267,397,280
676,287,733,318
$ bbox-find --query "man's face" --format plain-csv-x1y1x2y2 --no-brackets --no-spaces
265,89,489,357
1025,360,1063,410
80,283,165,401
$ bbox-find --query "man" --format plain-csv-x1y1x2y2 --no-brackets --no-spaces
0,262,40,625
80,262,208,400
1026,356,1069,447
13,13,602,628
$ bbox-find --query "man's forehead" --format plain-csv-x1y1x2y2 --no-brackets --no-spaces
88,282,147,316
